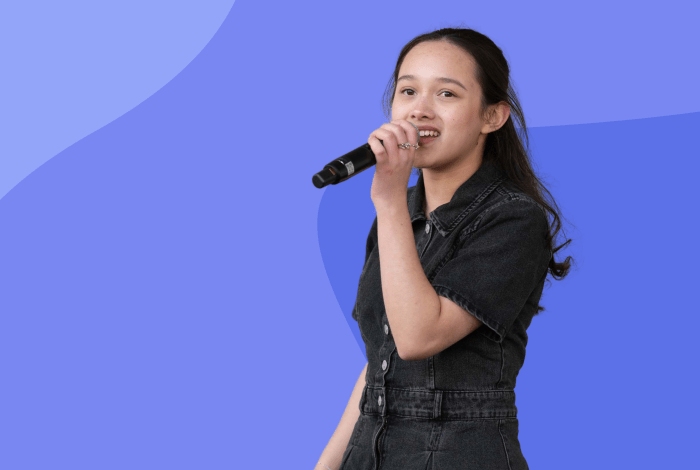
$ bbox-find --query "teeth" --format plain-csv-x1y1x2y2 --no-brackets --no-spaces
419,130,440,137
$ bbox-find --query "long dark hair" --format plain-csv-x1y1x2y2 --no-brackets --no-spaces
382,26,574,312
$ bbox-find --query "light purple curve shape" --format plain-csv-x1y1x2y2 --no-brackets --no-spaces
0,1,236,201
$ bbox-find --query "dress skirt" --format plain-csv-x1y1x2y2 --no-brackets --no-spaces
339,412,529,470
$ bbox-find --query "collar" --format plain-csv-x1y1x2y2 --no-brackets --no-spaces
408,158,507,237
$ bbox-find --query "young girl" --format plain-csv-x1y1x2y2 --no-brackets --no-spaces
318,26,573,470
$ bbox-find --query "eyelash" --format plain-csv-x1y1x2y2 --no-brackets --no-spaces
400,89,456,98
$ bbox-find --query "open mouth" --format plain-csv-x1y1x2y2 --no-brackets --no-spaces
418,130,440,145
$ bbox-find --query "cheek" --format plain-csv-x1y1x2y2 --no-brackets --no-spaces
449,115,478,138
391,101,409,119
445,123,479,151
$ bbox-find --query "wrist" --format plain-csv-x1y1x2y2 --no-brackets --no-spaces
374,198,409,220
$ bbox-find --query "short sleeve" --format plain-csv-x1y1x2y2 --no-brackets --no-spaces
431,199,550,343
352,217,378,322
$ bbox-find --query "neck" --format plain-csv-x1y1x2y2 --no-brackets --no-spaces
421,154,483,218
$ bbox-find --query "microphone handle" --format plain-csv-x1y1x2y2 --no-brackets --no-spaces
311,141,380,189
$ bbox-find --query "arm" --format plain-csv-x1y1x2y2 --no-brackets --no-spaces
374,202,443,360
375,202,482,361
315,362,367,470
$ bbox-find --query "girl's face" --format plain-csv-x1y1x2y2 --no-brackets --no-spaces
391,40,490,171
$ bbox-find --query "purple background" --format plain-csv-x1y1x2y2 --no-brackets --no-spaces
1,1,698,468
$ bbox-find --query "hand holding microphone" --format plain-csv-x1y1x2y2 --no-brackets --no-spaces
311,121,421,189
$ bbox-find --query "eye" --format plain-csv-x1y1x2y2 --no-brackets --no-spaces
399,88,456,98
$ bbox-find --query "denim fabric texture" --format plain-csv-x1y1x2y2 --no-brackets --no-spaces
341,158,552,470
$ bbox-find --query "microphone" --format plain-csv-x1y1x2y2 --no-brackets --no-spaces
311,123,421,189
311,143,376,189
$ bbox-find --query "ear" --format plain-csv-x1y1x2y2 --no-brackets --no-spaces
481,101,511,134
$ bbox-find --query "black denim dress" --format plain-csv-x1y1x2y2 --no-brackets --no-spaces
340,158,553,470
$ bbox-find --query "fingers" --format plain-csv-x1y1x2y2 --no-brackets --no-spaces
368,120,418,166
368,128,398,166
367,129,387,160
388,120,419,147
367,134,389,164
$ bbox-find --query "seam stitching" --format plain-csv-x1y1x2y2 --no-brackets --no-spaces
498,419,514,470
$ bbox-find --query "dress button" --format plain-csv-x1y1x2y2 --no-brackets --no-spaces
378,395,382,406
382,360,387,370
425,222,430,234
384,324,389,335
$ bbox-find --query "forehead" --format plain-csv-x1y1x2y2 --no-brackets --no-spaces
398,41,476,88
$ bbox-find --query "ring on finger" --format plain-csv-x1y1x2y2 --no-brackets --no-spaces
397,142,419,150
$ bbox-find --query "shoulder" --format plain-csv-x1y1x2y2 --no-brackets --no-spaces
465,182,548,241
495,179,548,216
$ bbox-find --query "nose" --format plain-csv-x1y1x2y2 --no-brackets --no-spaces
410,95,436,120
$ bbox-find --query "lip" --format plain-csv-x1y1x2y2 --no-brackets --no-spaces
419,135,439,146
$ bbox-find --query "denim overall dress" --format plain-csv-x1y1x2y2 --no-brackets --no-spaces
339,158,553,470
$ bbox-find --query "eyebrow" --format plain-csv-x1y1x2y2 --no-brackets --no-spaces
396,75,467,91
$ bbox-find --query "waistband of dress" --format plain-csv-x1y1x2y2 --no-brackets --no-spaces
360,385,517,420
